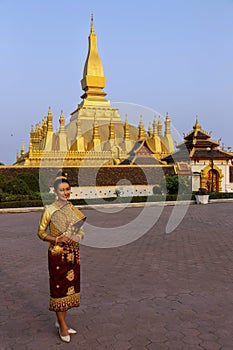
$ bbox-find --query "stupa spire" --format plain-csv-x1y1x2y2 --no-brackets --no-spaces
165,112,171,136
153,115,158,137
193,115,201,130
80,15,111,108
47,107,53,132
138,115,146,140
93,116,101,141
158,116,163,136
124,114,130,140
59,110,65,133
20,139,25,156
109,119,115,140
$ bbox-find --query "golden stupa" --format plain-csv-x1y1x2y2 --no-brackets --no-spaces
15,16,175,167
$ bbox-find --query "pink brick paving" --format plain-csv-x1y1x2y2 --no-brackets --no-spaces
0,202,233,349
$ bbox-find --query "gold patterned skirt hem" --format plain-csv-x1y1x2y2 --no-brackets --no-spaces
49,292,80,312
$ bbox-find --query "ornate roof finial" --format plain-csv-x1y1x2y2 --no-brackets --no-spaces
194,115,201,130
48,106,52,117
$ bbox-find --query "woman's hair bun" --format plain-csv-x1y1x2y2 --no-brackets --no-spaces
55,170,67,181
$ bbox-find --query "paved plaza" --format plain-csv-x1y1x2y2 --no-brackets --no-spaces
1,202,233,350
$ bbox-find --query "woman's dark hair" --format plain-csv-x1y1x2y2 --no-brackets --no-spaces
53,171,70,190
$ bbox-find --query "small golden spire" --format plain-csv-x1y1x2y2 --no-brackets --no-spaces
193,115,201,130
138,115,146,139
34,123,41,143
153,115,158,136
124,114,130,140
148,122,153,137
165,112,171,135
157,115,163,136
59,110,65,133
109,119,115,140
93,116,100,140
47,107,53,132
30,125,35,138
20,139,25,156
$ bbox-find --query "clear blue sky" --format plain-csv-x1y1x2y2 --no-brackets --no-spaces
0,0,233,165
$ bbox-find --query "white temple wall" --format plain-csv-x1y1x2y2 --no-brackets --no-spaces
70,185,155,199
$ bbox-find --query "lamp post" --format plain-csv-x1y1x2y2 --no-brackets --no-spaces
206,147,214,192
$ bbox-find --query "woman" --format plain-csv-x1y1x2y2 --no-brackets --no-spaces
37,171,86,343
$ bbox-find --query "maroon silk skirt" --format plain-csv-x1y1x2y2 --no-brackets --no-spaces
48,243,80,312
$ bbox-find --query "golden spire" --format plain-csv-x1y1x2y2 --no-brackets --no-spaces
47,107,53,132
124,114,130,140
82,15,104,78
20,139,25,156
148,122,153,137
109,119,115,140
158,116,163,136
93,116,101,141
34,123,41,143
45,107,54,151
30,125,35,143
80,15,111,107
88,115,101,151
138,115,146,140
59,110,65,133
153,115,158,136
165,112,171,135
193,115,201,130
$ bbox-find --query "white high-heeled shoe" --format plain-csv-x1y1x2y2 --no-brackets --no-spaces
55,320,77,335
58,327,70,343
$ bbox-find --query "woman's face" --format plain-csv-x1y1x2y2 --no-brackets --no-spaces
55,182,71,202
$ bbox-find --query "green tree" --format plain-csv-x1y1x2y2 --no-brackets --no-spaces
17,172,40,192
4,178,30,195
0,174,8,190
164,175,191,195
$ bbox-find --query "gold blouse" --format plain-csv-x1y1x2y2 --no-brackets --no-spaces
37,201,86,243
